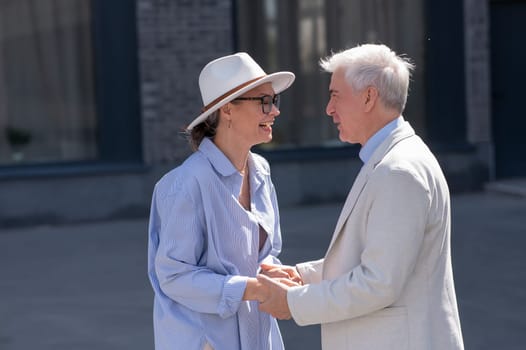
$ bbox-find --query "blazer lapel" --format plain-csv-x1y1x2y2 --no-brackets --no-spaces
325,121,416,254
327,163,370,250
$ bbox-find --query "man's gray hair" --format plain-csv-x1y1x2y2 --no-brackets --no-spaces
320,44,414,113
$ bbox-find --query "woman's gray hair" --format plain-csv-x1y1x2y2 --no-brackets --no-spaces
320,44,414,113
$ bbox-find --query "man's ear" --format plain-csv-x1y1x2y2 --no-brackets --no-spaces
364,86,378,112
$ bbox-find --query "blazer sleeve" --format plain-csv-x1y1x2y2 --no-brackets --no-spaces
296,259,324,284
288,168,431,326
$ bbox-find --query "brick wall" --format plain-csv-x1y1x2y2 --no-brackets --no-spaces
136,0,235,164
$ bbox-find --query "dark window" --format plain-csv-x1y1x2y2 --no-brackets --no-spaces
235,0,427,150
0,0,141,169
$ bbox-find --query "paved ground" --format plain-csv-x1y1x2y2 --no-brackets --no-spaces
1,190,525,349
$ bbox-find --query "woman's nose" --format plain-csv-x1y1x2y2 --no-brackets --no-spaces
271,103,280,117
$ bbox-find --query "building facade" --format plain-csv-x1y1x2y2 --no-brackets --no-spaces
0,0,521,226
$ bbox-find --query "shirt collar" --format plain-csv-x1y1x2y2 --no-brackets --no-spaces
197,138,269,177
359,116,404,164
198,138,238,176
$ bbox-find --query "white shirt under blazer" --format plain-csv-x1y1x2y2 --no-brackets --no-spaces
288,121,464,350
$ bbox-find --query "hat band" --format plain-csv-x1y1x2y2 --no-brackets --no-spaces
201,76,265,113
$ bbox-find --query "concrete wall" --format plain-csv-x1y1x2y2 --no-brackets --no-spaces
0,150,485,227
0,169,153,226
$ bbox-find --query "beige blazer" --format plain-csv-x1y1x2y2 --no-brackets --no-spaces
288,121,464,349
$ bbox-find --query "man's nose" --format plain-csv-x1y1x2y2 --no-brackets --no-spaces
325,99,334,116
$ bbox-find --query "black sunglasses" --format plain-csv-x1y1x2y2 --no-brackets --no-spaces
233,94,280,114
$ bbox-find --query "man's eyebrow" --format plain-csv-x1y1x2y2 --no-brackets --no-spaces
329,89,338,94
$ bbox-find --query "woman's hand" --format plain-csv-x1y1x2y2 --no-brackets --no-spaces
259,263,304,285
243,275,302,303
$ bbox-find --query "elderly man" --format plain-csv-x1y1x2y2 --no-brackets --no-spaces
257,44,464,350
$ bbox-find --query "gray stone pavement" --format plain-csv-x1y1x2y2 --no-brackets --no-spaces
1,190,525,349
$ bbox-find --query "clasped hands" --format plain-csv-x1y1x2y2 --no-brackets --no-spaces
247,263,304,320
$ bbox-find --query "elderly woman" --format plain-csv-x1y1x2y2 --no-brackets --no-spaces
147,52,296,350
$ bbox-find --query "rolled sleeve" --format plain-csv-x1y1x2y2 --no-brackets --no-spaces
217,275,249,318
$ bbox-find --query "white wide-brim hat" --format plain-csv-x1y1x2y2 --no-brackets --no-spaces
186,52,295,131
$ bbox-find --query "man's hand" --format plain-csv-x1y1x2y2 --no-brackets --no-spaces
256,274,294,320
260,263,303,285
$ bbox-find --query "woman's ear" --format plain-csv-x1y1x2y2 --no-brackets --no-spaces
221,103,231,115
219,103,233,129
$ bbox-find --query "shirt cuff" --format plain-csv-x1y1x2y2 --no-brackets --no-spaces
217,275,248,319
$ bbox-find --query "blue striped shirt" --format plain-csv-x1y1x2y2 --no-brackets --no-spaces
147,138,284,350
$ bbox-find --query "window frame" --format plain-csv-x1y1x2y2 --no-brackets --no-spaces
0,0,143,177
